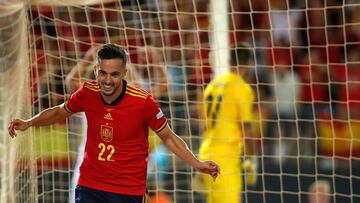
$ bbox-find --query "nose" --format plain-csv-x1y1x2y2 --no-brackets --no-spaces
104,74,112,84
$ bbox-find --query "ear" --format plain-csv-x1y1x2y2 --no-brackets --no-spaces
93,65,97,76
122,68,128,78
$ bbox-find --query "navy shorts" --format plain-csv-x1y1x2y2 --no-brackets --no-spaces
75,186,147,203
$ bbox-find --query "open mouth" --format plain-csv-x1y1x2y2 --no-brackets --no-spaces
102,84,113,90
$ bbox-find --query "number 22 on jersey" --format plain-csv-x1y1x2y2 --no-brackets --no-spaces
98,143,115,162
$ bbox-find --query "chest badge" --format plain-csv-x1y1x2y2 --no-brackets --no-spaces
104,112,113,120
100,125,113,142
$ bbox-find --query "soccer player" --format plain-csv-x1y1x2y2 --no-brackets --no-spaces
8,43,220,203
199,45,258,203
65,44,143,203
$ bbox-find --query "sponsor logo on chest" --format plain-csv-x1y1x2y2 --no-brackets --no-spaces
104,112,113,120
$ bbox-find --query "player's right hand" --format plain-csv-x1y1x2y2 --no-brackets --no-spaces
8,119,30,138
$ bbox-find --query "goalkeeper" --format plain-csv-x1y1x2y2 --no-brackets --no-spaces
199,44,258,203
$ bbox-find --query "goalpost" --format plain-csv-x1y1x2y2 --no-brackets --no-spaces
0,1,35,203
1,0,360,203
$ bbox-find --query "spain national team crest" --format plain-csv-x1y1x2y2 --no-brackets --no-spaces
100,125,113,142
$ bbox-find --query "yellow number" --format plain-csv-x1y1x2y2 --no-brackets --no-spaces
106,145,115,162
206,94,223,129
98,143,115,162
98,143,106,161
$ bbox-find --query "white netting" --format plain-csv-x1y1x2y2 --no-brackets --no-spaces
1,0,360,203
0,1,35,203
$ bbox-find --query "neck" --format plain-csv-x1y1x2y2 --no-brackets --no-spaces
102,94,117,104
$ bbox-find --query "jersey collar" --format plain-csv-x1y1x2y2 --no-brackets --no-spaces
101,80,127,106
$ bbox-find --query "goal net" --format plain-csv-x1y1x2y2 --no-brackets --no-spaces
1,0,360,203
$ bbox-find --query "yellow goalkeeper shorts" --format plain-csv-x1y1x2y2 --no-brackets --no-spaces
201,156,243,203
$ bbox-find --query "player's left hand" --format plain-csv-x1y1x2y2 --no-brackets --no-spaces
242,159,257,186
195,160,220,181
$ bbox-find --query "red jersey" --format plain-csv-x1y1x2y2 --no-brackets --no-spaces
65,80,167,195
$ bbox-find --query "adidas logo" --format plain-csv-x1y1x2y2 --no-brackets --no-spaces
104,113,113,120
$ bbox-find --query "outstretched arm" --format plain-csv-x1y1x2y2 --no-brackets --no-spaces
8,103,73,138
156,124,220,180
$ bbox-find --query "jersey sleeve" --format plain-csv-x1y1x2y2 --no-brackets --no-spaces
238,84,255,122
144,95,167,133
64,86,85,113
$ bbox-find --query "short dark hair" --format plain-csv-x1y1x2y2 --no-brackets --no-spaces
230,45,252,66
96,43,128,65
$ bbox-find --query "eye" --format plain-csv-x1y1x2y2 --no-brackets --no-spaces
111,72,121,77
98,70,106,76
